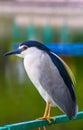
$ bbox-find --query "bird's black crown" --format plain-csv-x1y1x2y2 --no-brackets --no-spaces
20,40,50,52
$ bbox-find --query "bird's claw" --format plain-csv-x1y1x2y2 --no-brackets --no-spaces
38,116,56,124
46,116,56,123
37,116,56,130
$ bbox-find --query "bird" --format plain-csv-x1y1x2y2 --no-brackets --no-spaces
5,40,78,122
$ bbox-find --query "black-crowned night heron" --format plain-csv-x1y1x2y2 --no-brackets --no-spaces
5,41,78,122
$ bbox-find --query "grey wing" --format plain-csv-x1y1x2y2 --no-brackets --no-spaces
39,52,78,119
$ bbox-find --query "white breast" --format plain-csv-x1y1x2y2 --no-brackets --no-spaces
23,47,56,106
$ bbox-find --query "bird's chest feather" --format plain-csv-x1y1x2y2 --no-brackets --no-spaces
23,48,61,105
24,49,43,89
23,50,50,102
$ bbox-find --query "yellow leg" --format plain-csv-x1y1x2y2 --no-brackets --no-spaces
45,103,56,123
43,102,53,124
47,105,56,122
38,102,56,130
38,102,50,120
43,102,50,118
38,102,50,130
47,103,52,117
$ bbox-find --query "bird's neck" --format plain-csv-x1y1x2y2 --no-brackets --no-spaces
23,47,43,72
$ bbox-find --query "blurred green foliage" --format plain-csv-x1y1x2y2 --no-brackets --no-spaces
0,15,83,130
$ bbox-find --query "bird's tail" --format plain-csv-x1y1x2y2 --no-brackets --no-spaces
68,103,78,120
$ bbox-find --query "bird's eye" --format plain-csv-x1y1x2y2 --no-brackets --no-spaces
23,45,28,50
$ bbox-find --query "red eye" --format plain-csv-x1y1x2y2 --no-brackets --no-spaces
23,45,28,50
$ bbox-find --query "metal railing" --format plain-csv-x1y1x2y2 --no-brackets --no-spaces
0,111,83,130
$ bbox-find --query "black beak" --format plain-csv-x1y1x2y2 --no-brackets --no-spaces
4,48,22,56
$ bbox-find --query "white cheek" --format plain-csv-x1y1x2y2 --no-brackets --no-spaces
16,54,24,58
16,49,28,58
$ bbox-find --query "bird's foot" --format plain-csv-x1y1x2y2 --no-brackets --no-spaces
46,116,56,123
38,116,56,124
37,116,56,130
